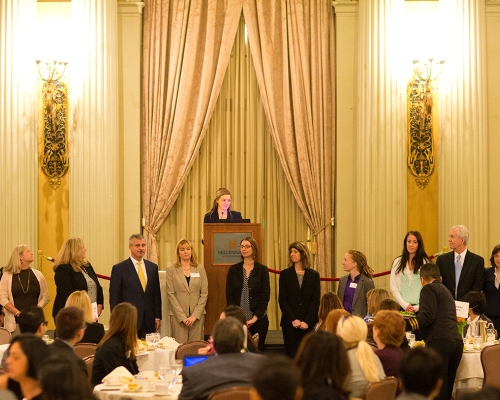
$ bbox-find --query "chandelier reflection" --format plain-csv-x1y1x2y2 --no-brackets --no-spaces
36,60,69,190
407,59,445,190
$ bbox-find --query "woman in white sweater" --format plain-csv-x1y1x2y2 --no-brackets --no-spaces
0,245,49,333
390,231,430,312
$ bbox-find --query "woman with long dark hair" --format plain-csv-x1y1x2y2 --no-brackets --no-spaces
279,241,320,357
484,244,500,332
203,188,242,222
91,303,139,386
390,231,430,312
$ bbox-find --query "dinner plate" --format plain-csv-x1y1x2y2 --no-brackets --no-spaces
104,383,123,387
122,389,143,393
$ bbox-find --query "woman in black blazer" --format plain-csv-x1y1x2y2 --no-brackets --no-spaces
279,241,320,357
484,244,500,332
203,188,242,222
52,238,104,320
226,237,270,352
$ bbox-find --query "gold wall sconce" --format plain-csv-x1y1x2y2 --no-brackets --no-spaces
407,59,444,189
36,60,69,190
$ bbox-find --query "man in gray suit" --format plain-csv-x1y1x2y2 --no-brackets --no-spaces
179,317,265,400
397,347,443,400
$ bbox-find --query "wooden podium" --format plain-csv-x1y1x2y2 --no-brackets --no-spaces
203,222,262,334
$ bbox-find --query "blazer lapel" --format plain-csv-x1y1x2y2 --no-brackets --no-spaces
176,266,190,292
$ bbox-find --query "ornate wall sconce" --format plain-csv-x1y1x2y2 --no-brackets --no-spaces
36,60,69,190
407,59,444,189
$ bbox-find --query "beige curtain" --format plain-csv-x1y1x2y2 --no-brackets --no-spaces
243,0,336,286
141,0,243,262
157,18,309,330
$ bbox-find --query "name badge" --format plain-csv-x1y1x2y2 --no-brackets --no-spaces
190,273,200,278
349,282,358,289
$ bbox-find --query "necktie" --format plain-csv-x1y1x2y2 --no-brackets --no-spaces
455,254,461,298
137,261,146,291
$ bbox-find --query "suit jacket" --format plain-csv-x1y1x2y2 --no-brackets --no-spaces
414,280,462,343
109,257,162,333
49,338,88,377
52,263,104,318
165,264,208,322
279,267,320,328
91,335,139,386
203,210,242,223
436,250,485,301
338,273,374,317
81,322,105,344
179,352,265,400
484,267,500,317
226,262,270,319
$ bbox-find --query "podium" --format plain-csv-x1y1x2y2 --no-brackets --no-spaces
203,222,262,334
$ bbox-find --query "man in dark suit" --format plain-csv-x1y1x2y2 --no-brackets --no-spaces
436,225,484,301
179,317,265,400
406,263,462,400
51,306,88,377
109,233,162,338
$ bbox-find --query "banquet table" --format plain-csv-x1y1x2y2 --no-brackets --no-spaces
136,347,177,372
454,350,483,392
94,382,182,400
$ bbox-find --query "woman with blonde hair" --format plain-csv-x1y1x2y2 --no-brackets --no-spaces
0,245,50,333
314,292,343,331
366,288,391,319
52,238,103,321
65,290,104,344
165,239,208,343
91,303,139,386
336,315,385,398
279,241,320,357
338,250,375,316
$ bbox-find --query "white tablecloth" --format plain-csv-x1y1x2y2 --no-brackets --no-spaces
94,382,182,400
454,350,483,392
136,347,177,372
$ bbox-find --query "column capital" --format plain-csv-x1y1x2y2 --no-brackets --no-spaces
332,0,359,16
117,2,145,16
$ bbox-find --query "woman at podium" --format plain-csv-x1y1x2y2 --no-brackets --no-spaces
203,188,242,222
226,237,270,352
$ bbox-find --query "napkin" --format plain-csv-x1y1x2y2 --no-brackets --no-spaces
102,366,134,384
158,336,180,349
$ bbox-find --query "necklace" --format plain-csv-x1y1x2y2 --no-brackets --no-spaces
18,268,31,294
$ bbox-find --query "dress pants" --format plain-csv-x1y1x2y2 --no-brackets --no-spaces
282,323,312,358
426,338,463,400
248,315,269,353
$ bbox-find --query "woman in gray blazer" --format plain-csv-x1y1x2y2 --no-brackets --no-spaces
338,250,375,317
165,239,208,343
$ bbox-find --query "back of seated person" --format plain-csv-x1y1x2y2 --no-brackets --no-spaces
378,299,401,312
65,291,104,344
251,354,303,400
372,310,405,377
324,309,350,334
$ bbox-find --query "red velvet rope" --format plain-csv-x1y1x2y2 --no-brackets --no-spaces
48,252,439,282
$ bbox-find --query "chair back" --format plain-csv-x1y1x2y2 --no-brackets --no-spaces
74,342,98,359
208,386,253,400
0,328,11,345
83,355,94,382
175,340,208,360
251,333,259,349
481,343,500,388
364,376,399,400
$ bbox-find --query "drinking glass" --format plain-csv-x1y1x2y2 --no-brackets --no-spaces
486,329,495,345
407,334,415,347
172,359,183,380
472,335,483,350
158,367,176,393
145,333,154,347
154,332,161,346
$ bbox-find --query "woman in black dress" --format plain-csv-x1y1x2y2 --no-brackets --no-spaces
279,241,320,357
226,237,270,352
52,238,103,320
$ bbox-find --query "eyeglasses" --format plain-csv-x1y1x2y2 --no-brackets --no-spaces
240,245,252,249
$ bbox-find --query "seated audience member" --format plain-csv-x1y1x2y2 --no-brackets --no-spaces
51,307,88,376
0,305,4,327
39,354,98,400
179,317,265,400
397,347,443,400
462,386,500,400
365,288,391,321
65,290,105,343
463,291,494,338
372,310,405,377
91,303,139,386
378,299,401,311
251,354,303,400
336,315,385,399
0,335,50,400
295,331,350,400
324,309,350,334
1,306,48,368
315,292,343,331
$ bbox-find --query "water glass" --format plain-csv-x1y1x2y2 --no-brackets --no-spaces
407,333,415,347
472,335,483,350
158,367,176,392
145,333,154,347
486,329,495,345
172,359,183,383
154,332,161,346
